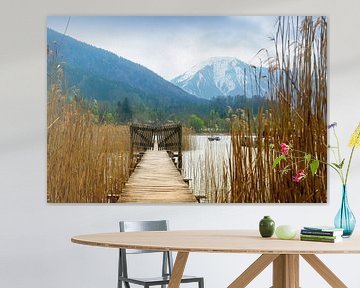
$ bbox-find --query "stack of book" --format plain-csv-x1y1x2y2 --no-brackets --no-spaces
300,226,344,243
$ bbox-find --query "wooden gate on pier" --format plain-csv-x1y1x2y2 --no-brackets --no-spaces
130,123,183,168
119,123,195,203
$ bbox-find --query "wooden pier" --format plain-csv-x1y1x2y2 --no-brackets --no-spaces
119,150,196,203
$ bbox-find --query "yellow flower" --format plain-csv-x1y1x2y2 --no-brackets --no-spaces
349,122,360,147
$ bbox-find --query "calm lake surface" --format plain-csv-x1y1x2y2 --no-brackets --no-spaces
182,135,232,201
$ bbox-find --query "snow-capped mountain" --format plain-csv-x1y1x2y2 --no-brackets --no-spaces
171,57,270,100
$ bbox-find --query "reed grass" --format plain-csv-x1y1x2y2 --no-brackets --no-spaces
47,67,131,203
182,127,193,151
230,16,327,203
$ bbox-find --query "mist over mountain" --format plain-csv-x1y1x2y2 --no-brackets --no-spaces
47,28,209,122
171,57,270,100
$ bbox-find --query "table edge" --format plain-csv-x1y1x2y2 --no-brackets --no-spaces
71,231,360,255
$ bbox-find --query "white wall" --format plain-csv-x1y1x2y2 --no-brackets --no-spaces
1,0,360,287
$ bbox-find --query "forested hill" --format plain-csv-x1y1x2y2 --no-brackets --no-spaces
47,28,209,123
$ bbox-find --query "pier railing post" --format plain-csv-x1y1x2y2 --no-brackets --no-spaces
178,125,182,170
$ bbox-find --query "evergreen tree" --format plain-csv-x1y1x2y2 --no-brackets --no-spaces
122,97,132,122
116,101,122,123
105,112,116,124
116,97,133,123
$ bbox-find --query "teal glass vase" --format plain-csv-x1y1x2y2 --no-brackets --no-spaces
334,185,356,237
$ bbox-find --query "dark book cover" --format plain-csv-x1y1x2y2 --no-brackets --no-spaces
300,229,342,237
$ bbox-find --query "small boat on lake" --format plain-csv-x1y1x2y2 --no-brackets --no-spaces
208,136,221,141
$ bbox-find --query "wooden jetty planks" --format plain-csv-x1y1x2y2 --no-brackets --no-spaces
120,150,196,203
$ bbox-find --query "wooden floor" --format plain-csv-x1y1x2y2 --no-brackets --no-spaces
119,150,197,203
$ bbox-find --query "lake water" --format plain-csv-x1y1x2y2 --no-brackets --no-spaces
182,135,232,202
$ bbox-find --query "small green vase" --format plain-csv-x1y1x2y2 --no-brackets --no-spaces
259,216,275,237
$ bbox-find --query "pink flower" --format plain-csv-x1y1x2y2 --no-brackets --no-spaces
280,143,289,155
292,169,306,183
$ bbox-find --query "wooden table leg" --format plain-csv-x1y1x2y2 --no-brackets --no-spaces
228,254,279,288
301,254,347,288
168,252,189,288
272,254,299,288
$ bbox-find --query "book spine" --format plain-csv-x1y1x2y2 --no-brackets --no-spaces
300,230,336,236
300,234,338,240
300,236,337,243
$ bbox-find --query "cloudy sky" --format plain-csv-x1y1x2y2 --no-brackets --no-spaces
47,16,277,80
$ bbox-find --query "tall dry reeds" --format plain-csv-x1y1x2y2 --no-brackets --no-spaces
181,127,193,151
47,66,131,203
230,16,327,203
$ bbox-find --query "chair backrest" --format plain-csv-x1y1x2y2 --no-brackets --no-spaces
120,220,168,232
118,220,174,284
119,220,169,254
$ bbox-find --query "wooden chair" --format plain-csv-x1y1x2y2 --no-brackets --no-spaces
118,220,204,288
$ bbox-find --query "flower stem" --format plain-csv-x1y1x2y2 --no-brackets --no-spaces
345,145,356,185
332,127,345,183
333,127,342,163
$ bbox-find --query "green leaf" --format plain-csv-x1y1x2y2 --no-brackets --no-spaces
310,160,320,176
304,154,311,164
332,162,341,169
272,155,286,169
332,159,345,169
269,143,275,149
339,159,345,169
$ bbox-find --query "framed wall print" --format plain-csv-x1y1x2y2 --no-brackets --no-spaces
47,16,327,203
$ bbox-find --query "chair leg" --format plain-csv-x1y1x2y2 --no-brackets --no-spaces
118,279,130,288
199,278,204,288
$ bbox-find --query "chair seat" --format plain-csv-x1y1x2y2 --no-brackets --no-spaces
119,274,203,286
